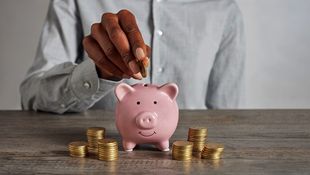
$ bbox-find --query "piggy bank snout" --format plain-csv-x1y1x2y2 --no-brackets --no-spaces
135,112,158,129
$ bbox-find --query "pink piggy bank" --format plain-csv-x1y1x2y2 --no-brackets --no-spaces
114,83,179,152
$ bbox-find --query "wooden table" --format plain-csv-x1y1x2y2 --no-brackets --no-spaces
1,110,310,174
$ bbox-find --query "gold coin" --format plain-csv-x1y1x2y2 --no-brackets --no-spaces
172,154,193,158
201,142,224,160
68,141,88,158
202,149,224,153
87,127,105,133
192,146,205,152
173,141,193,147
97,138,118,161
188,127,207,133
172,148,192,152
172,152,192,156
87,127,105,137
97,139,118,146
98,145,118,148
69,149,87,153
137,60,147,78
68,141,88,147
188,127,208,152
188,135,207,138
172,141,193,161
173,153,192,157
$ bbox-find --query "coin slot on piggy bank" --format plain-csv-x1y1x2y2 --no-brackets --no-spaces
114,83,179,152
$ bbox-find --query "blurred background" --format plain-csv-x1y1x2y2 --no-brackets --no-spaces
0,0,309,110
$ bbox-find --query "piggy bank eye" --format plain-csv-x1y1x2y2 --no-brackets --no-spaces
153,101,157,104
137,101,141,105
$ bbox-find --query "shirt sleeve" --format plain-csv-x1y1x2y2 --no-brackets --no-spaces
206,2,246,109
19,0,120,114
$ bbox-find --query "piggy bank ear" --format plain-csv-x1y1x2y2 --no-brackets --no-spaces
159,83,179,101
115,83,135,101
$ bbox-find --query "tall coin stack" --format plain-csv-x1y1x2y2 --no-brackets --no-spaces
86,127,105,154
97,139,119,161
68,141,88,158
188,127,208,152
172,141,193,161
201,143,224,159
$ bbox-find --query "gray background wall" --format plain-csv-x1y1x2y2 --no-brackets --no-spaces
0,0,309,109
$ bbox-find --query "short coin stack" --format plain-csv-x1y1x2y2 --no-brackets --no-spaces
188,127,208,152
87,127,105,154
201,143,224,159
97,139,119,161
172,141,193,161
68,141,88,158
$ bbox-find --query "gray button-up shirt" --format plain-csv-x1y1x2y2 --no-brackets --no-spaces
20,0,245,114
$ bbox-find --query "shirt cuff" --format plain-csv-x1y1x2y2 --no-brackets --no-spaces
70,59,122,100
98,78,122,93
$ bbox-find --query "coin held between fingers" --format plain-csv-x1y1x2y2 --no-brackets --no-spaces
137,60,147,78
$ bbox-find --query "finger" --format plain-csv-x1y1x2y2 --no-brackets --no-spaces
101,13,141,78
83,36,124,78
97,66,117,79
101,13,132,63
117,9,146,61
91,23,133,76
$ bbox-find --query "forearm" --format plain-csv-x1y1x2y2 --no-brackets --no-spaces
20,59,120,114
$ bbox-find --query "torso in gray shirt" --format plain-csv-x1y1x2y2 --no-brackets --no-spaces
20,0,245,113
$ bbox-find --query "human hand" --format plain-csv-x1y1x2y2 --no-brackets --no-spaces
83,9,150,80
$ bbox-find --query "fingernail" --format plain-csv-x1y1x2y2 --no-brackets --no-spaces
128,60,140,73
135,48,145,60
132,72,143,80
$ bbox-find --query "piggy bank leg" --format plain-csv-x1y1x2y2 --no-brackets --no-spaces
156,140,170,151
123,140,136,152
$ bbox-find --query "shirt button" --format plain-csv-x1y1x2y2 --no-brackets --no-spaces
157,30,163,36
158,67,163,73
60,104,65,108
83,81,91,89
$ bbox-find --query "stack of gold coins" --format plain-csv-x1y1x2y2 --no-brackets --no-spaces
68,141,88,158
187,127,208,152
201,143,224,159
97,138,118,161
86,127,105,154
172,141,193,161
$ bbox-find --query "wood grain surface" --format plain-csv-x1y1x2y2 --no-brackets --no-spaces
0,110,310,174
